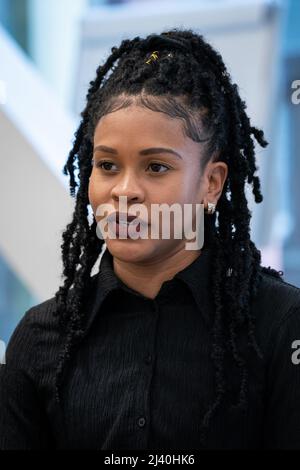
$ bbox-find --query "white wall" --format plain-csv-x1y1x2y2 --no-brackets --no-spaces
0,25,76,300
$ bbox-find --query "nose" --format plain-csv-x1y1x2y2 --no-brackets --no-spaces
111,170,145,203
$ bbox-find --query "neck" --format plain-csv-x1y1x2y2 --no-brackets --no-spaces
112,244,202,299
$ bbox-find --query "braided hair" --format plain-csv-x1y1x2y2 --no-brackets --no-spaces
53,28,284,447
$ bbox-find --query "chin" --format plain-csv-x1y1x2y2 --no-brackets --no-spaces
105,238,156,263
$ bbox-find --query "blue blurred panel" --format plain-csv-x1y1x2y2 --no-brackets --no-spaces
0,0,29,53
284,0,300,54
0,251,38,344
281,0,300,286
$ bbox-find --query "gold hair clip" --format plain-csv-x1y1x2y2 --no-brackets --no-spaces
145,50,159,64
145,50,174,64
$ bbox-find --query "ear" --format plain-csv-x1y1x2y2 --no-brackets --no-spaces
204,161,228,203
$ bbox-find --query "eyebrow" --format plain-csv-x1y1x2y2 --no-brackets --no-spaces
93,145,182,160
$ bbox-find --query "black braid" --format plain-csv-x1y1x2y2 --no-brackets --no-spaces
53,27,284,447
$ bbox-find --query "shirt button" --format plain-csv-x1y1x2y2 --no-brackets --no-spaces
137,416,146,428
144,354,152,365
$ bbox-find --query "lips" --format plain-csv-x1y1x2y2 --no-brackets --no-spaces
116,212,138,223
107,212,148,226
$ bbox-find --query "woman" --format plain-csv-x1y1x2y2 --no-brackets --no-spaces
1,29,300,450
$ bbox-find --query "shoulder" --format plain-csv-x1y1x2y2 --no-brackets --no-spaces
252,270,300,361
4,274,99,372
253,271,300,321
253,270,300,323
22,295,59,330
4,295,61,372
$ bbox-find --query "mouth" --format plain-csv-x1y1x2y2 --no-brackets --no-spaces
107,212,149,226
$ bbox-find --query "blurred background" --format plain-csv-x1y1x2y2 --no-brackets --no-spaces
0,0,299,344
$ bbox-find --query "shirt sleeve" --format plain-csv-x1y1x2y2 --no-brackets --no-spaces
0,309,54,449
262,304,300,449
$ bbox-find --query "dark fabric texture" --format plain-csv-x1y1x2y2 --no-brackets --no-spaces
1,246,300,450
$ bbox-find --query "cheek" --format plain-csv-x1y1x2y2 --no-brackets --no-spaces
186,168,205,201
88,175,95,208
88,173,105,212
152,174,199,206
173,170,203,204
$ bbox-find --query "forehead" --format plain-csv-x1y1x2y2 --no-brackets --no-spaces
93,105,196,151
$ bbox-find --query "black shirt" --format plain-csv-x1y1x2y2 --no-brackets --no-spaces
1,246,300,450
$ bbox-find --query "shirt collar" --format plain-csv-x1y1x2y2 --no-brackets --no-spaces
85,245,214,334
173,247,214,328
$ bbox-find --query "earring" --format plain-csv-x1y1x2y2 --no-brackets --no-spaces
205,201,216,214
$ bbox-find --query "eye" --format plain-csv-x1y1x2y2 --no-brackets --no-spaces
147,163,170,173
95,161,118,172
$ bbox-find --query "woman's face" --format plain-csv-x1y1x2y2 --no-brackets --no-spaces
88,103,227,264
